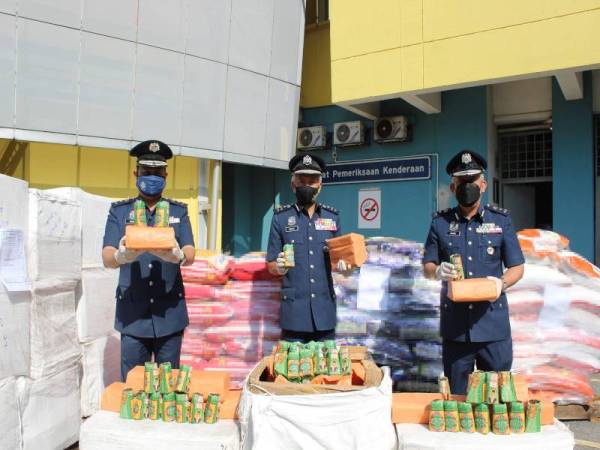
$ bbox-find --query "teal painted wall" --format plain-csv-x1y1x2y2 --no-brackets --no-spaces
552,72,595,260
222,163,292,256
302,86,489,243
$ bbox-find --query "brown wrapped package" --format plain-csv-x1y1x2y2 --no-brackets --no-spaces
125,225,176,251
125,365,230,401
326,233,368,270
100,382,126,413
448,278,498,302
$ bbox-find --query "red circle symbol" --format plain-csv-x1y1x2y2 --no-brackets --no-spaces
360,198,379,221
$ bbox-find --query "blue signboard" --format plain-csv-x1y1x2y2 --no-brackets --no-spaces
322,156,431,185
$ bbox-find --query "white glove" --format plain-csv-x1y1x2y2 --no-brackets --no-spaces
336,259,352,272
114,237,142,265
275,252,288,275
151,242,185,264
486,276,503,300
435,262,457,281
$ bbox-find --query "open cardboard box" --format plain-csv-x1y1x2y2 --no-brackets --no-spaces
125,225,176,251
448,278,498,302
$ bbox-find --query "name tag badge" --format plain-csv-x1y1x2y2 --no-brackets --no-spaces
447,231,461,236
285,226,299,232
126,210,135,224
168,216,180,224
315,218,337,231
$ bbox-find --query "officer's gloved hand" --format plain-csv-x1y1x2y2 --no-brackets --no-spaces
114,237,142,265
435,262,457,281
275,252,288,275
151,242,185,264
336,259,352,272
486,276,503,300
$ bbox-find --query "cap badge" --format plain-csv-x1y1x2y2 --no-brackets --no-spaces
303,155,312,166
461,153,472,164
149,142,160,153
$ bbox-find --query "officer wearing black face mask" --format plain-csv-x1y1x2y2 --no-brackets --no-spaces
266,154,343,343
422,150,525,395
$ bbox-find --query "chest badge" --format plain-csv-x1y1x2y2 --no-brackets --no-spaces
168,216,180,224
315,218,337,231
288,216,296,226
487,246,495,255
126,210,135,224
476,223,503,234
447,221,460,236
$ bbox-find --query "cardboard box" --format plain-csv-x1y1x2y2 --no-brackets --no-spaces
125,225,176,251
326,233,368,269
448,278,498,302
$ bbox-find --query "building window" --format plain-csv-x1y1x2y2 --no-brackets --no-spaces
306,0,329,27
498,128,552,180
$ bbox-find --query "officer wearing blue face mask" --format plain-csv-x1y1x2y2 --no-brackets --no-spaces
102,140,195,381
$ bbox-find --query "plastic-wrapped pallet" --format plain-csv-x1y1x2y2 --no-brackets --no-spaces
0,377,22,450
47,187,113,268
0,173,29,230
77,268,118,342
79,411,241,450
18,363,81,450
81,333,121,417
30,279,80,379
28,189,82,283
0,286,30,378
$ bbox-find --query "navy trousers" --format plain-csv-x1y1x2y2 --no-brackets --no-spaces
281,329,336,343
120,331,184,381
442,337,513,395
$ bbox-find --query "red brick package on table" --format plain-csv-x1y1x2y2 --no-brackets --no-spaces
326,233,368,269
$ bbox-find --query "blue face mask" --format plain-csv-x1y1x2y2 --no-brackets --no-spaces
137,175,165,197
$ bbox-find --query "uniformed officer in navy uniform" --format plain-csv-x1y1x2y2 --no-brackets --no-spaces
423,150,525,394
267,154,348,343
102,140,195,380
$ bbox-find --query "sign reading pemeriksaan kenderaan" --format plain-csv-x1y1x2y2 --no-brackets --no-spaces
322,156,431,185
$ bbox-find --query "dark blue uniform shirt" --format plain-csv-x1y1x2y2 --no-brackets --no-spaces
103,197,195,338
423,204,524,343
267,203,341,332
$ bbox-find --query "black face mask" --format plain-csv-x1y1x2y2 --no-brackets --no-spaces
456,182,481,207
295,185,319,206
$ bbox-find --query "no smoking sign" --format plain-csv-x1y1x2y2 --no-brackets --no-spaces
358,189,381,229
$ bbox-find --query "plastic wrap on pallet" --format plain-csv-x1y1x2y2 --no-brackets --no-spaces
77,268,119,342
0,377,22,450
0,286,30,378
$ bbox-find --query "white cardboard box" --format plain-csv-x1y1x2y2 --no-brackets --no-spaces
0,377,22,450
0,286,30,378
81,333,120,417
77,268,118,342
0,173,29,230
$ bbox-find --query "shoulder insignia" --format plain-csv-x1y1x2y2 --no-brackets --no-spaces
165,198,188,208
432,207,451,218
111,198,136,207
320,204,339,215
486,203,509,216
274,204,292,214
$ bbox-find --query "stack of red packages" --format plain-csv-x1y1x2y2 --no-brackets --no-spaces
181,253,282,387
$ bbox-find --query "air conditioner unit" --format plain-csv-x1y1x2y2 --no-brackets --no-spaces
297,126,326,150
333,121,365,146
374,116,409,143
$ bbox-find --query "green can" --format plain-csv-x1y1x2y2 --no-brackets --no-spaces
190,393,204,424
510,401,526,434
287,347,301,381
486,372,499,404
449,254,465,280
283,243,295,268
159,362,173,394
525,400,542,433
148,392,161,420
175,364,192,393
314,344,327,376
492,403,510,435
299,348,314,379
339,346,352,376
144,362,158,394
162,392,176,422
204,393,220,424
459,402,475,433
155,200,170,227
175,393,189,423
119,388,135,419
444,400,459,432
500,371,518,403
428,400,445,432
134,200,147,226
474,404,490,434
131,391,147,420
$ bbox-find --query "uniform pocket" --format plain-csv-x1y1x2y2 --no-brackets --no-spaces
281,287,295,302
480,235,502,263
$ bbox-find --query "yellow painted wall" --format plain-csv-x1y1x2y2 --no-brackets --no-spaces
300,23,332,107
301,0,600,105
0,138,218,250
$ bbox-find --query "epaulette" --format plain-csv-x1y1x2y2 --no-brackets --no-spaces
111,198,136,207
320,204,339,215
166,198,188,208
432,207,452,218
274,204,293,214
485,203,509,216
